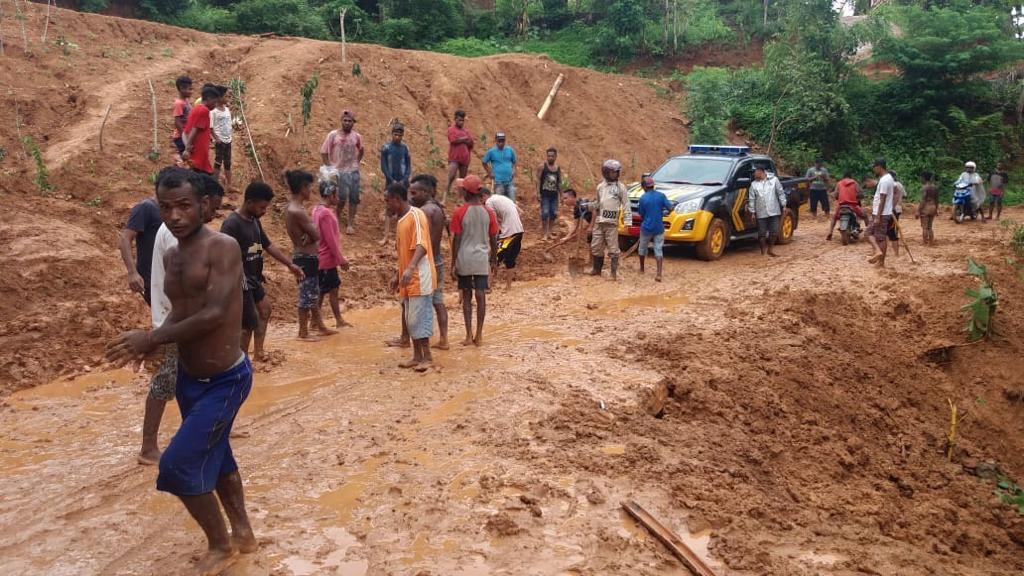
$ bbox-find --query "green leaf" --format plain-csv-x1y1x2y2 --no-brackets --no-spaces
966,257,986,277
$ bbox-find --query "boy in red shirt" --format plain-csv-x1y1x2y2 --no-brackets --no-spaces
181,85,219,175
444,110,474,203
313,181,352,329
826,171,867,241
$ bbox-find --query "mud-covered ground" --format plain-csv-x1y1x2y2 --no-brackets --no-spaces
2,211,1023,576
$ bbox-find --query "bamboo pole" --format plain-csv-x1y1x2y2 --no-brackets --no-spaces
41,0,51,44
15,0,29,54
99,104,112,152
148,79,158,157
236,98,264,181
340,8,347,65
536,73,565,121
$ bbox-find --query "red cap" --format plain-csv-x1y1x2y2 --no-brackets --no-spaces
455,174,483,195
641,176,655,188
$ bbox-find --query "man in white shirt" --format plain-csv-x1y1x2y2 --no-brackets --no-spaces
867,158,895,267
482,187,525,290
138,170,225,465
747,164,788,257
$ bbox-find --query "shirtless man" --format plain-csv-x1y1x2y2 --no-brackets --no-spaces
107,169,256,576
284,169,335,341
411,174,449,349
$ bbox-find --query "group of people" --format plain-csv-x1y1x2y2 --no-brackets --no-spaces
109,76,1015,574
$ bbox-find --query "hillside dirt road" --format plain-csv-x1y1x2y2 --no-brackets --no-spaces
2,212,1023,576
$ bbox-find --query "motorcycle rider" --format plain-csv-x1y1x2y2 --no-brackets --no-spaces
826,170,866,241
953,161,985,219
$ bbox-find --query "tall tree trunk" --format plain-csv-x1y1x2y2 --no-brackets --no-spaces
763,0,769,27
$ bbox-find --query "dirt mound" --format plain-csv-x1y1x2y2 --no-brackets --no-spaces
0,3,686,393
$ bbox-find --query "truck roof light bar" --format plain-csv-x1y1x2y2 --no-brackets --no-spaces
688,145,750,156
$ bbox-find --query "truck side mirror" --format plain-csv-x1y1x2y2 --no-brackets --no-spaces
736,177,752,187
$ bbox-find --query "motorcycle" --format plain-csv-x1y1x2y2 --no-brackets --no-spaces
837,206,862,245
952,184,977,223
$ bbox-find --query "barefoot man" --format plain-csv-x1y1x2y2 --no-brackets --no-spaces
867,158,895,267
285,169,335,341
411,174,450,349
107,169,257,576
450,175,498,346
386,182,436,371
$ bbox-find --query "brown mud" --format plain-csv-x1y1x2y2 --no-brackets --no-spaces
3,210,1024,575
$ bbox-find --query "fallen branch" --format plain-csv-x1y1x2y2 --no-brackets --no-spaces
147,79,158,157
99,104,112,152
621,500,718,576
41,0,51,44
536,73,565,121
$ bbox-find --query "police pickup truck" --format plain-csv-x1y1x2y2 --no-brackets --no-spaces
617,145,811,260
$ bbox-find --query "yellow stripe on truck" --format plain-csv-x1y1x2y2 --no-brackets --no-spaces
731,188,747,231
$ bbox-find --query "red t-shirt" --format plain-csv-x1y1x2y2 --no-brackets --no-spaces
836,178,859,205
183,104,212,174
447,125,473,165
171,98,191,140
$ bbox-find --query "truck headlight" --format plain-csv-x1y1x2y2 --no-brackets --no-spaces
674,198,702,214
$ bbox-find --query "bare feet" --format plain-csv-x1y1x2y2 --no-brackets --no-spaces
137,449,161,466
655,275,662,282
867,254,881,264
346,226,355,235
232,531,258,554
460,337,474,347
414,361,433,373
768,251,778,257
252,351,270,362
297,334,322,342
377,238,387,247
316,326,339,336
385,337,410,348
473,334,483,347
398,358,420,369
196,547,238,576
336,319,353,328
432,340,450,350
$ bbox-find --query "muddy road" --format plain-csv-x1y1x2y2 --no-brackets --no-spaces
2,212,1024,576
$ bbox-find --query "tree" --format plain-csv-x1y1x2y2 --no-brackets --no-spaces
233,0,330,38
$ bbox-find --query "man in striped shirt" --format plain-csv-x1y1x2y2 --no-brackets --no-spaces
387,182,436,372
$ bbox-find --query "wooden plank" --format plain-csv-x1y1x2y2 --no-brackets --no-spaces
621,500,718,576
536,73,565,121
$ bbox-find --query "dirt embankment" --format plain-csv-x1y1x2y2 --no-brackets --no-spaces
0,3,686,393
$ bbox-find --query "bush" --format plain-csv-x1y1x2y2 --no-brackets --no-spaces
520,25,596,68
685,67,733,145
386,0,464,45
171,3,237,33
78,0,109,13
433,37,510,58
233,0,328,38
378,18,418,49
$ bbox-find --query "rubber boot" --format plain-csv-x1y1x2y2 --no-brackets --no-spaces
610,256,619,280
590,256,604,276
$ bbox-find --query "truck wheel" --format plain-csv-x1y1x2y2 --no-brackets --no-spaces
696,218,728,261
777,210,795,244
619,236,637,252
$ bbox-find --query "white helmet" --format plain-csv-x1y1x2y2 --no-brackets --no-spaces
965,161,977,170
602,159,622,172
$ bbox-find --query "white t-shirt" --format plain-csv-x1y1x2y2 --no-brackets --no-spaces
892,181,905,214
210,106,233,143
150,224,177,328
873,173,895,217
486,194,524,238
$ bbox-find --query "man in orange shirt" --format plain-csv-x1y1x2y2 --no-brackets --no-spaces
826,170,867,241
386,182,436,372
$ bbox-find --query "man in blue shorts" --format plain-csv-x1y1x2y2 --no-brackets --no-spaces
636,174,673,282
108,168,256,576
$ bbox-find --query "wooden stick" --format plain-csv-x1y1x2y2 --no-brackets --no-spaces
340,8,348,65
14,100,28,159
148,79,158,157
236,97,264,181
622,501,718,576
15,0,29,54
892,215,915,263
99,104,112,152
41,0,51,44
0,0,5,56
536,73,565,120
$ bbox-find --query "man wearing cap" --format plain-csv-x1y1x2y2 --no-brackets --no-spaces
380,122,412,245
747,164,788,257
636,175,673,281
482,132,519,201
320,110,365,234
867,158,895,266
591,159,631,279
449,175,499,346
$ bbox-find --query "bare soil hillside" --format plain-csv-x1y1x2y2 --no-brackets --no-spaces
0,3,686,393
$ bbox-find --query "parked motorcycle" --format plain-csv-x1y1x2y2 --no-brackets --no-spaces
952,184,977,223
837,206,862,245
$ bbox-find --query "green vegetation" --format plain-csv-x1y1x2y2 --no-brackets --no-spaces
22,137,52,194
995,476,1024,515
300,72,319,127
961,258,998,342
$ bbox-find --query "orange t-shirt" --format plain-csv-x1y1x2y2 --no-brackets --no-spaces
396,206,436,298
836,178,859,204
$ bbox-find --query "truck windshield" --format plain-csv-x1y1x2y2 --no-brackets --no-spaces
652,157,733,185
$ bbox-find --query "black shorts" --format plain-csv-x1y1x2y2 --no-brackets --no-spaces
242,290,259,331
496,233,523,269
214,142,232,170
809,189,830,214
887,212,901,241
173,137,185,154
318,267,341,294
457,274,489,291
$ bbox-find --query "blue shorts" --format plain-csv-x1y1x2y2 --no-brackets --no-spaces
638,231,665,258
404,295,434,340
432,259,444,306
338,171,361,206
494,181,516,202
540,192,559,221
157,356,252,496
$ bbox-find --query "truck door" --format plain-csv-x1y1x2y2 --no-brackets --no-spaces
730,160,756,232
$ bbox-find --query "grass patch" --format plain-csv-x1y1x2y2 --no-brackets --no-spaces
432,26,610,70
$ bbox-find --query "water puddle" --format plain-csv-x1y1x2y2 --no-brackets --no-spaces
773,543,849,567
418,386,497,426
610,293,689,311
619,510,721,571
6,368,135,409
317,456,385,524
